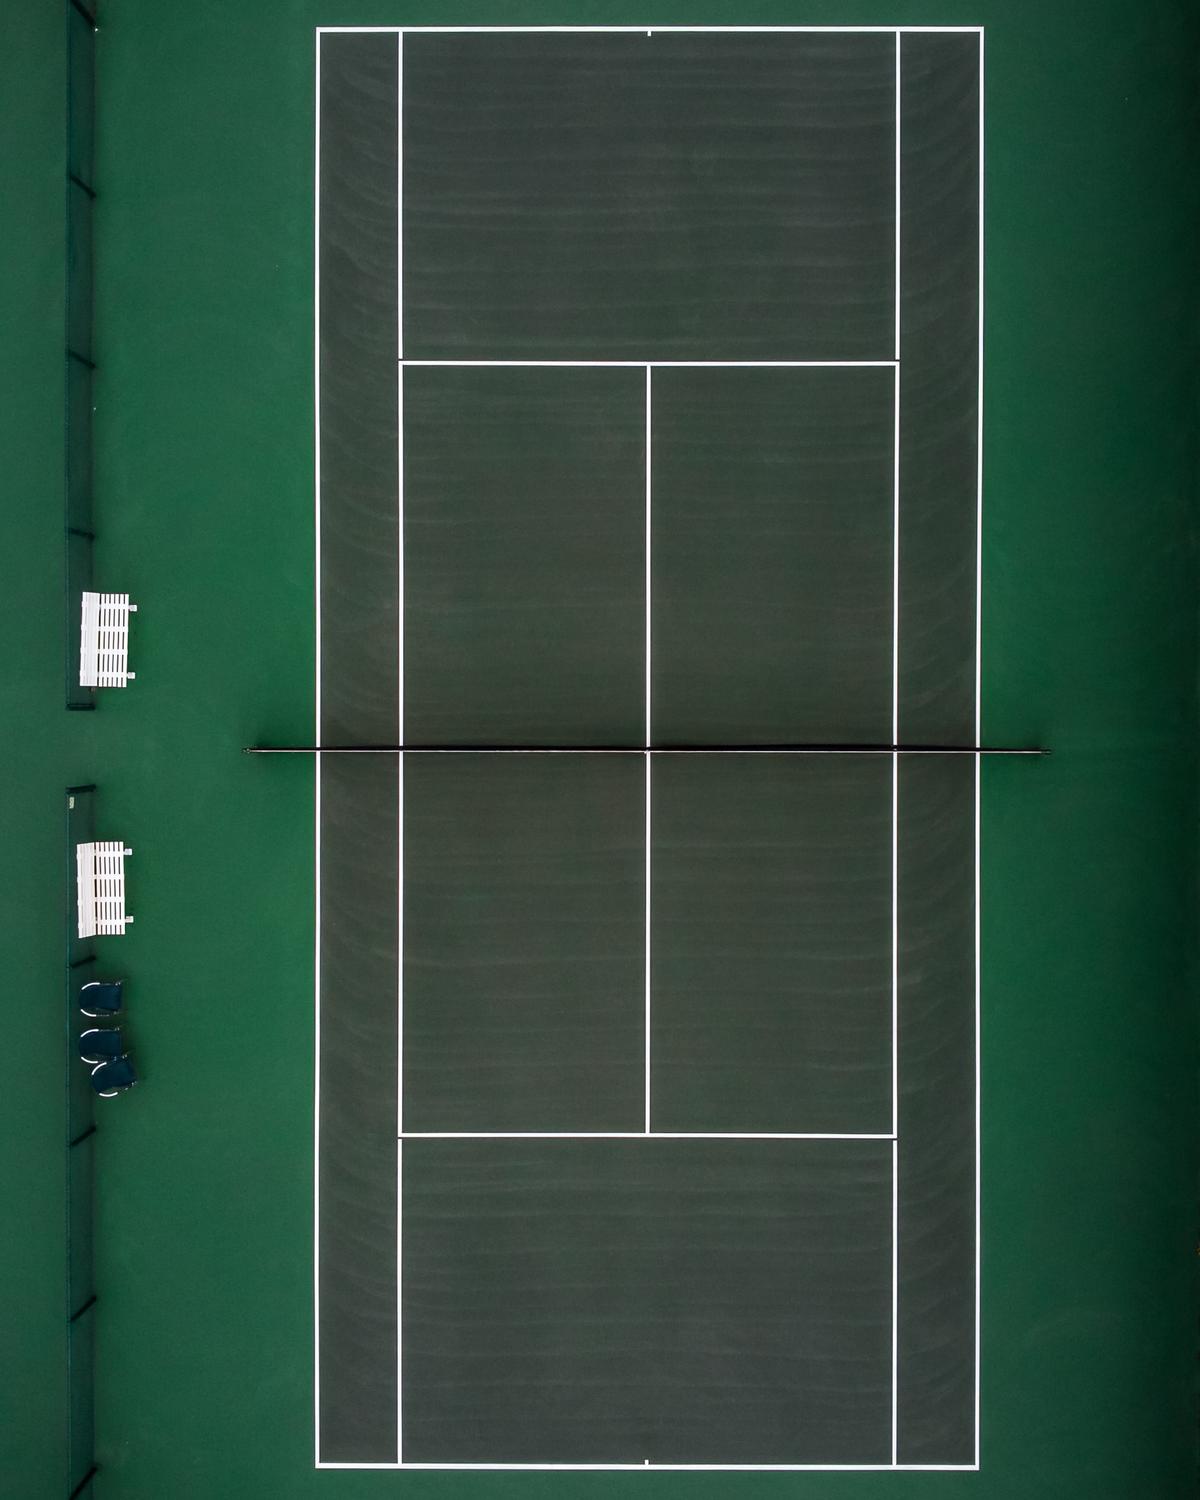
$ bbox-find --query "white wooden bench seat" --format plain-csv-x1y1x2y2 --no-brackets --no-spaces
79,592,138,688
76,841,134,938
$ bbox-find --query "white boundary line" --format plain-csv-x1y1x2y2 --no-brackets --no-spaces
395,554,405,1404
317,25,984,33
311,26,322,1470
318,1462,981,1472
890,31,901,1468
395,31,405,1467
891,1139,900,1465
400,359,895,368
893,30,902,368
644,365,652,1135
974,26,986,1472
398,1132,895,1142
397,9,406,747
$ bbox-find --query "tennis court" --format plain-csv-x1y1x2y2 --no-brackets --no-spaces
315,26,980,1470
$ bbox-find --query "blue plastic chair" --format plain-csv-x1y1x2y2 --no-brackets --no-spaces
79,1028,125,1065
89,1056,137,1098
79,979,123,1018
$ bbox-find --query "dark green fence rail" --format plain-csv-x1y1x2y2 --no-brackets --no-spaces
65,5,100,1486
66,787,97,1500
66,0,96,711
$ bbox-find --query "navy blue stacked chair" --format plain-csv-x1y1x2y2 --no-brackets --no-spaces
89,1056,137,1098
79,979,123,1018
79,1028,126,1066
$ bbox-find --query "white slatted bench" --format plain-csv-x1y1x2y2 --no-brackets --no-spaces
76,841,134,938
79,592,138,688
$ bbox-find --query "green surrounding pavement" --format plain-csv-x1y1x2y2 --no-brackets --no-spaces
2,0,1196,1496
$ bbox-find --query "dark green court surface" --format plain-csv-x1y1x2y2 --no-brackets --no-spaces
401,1139,894,1464
403,754,646,1133
405,370,646,746
651,754,893,1135
316,24,981,1471
651,368,896,744
403,32,897,361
